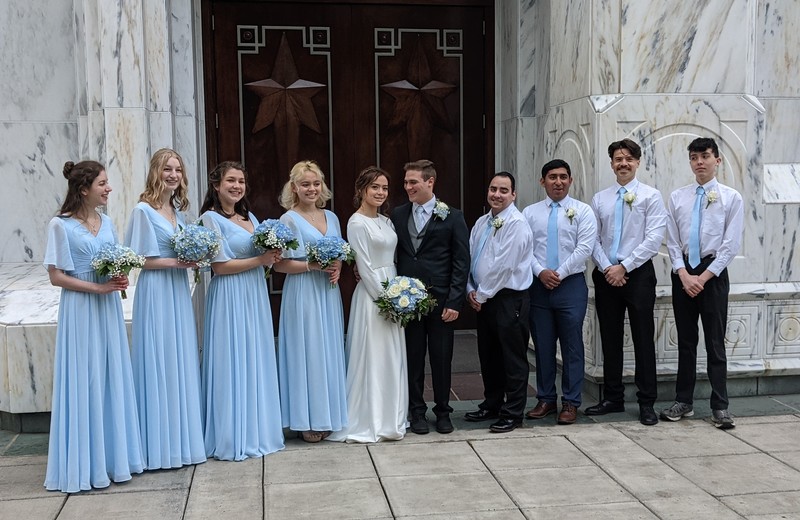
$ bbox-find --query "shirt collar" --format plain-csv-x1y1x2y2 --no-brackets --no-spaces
697,179,718,191
546,195,571,208
413,196,436,214
616,179,639,192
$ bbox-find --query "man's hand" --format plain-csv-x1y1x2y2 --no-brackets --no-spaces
467,291,481,312
604,264,628,287
538,269,561,290
441,308,459,323
678,268,709,298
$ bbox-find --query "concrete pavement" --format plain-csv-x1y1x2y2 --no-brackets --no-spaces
2,395,800,519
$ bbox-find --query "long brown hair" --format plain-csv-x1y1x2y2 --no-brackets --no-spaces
58,160,105,216
353,166,391,213
139,148,190,210
199,161,252,220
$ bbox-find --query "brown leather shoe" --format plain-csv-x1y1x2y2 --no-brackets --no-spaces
557,403,578,424
525,400,557,419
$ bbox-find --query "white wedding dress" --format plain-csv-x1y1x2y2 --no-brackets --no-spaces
328,213,408,443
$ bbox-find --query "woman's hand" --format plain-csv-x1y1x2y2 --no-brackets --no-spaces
98,275,129,294
260,249,282,267
324,259,342,285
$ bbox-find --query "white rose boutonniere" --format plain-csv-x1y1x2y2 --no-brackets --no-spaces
565,207,577,225
433,200,450,220
623,191,636,209
705,190,718,208
490,216,504,235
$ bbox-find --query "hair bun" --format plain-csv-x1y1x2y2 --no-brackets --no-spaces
62,161,75,179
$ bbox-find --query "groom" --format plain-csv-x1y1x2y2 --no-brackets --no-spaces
390,160,470,435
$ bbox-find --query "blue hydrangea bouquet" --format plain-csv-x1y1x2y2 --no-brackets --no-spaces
170,222,222,282
91,243,146,299
251,219,299,277
374,275,437,327
306,236,355,288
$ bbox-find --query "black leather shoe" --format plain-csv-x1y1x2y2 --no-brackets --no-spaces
584,400,625,416
436,415,454,434
639,405,658,426
464,409,499,422
489,418,522,433
410,415,429,434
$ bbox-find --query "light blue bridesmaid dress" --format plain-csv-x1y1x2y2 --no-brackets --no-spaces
200,210,284,460
277,210,347,433
125,202,206,469
43,215,144,493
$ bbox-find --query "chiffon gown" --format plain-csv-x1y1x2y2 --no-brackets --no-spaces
328,213,408,443
277,210,347,433
200,210,284,460
125,203,206,469
43,215,144,493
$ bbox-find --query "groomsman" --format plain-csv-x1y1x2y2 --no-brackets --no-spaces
585,139,666,426
390,160,470,435
523,159,596,425
661,137,743,429
464,172,533,433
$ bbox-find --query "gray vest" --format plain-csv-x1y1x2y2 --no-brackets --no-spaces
407,210,428,251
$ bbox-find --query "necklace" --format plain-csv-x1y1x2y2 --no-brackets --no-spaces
296,207,321,222
158,206,177,226
76,211,100,234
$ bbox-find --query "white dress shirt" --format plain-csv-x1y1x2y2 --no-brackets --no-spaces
467,204,533,303
523,195,597,279
591,179,667,272
666,178,743,276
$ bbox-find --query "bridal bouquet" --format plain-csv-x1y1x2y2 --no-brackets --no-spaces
170,221,221,282
374,276,437,327
251,219,299,277
306,236,355,288
91,243,146,299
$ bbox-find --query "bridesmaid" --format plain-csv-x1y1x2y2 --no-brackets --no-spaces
125,148,206,469
199,161,285,461
273,160,347,443
44,160,144,492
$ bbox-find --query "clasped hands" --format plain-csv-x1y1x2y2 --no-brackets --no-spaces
603,264,628,287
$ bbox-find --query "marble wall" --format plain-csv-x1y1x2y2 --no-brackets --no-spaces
498,0,800,387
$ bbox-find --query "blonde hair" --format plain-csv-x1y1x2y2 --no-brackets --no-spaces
279,160,332,210
139,148,190,210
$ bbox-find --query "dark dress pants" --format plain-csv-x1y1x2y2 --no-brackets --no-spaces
592,260,658,406
529,274,588,407
671,258,730,410
475,289,530,420
405,296,454,418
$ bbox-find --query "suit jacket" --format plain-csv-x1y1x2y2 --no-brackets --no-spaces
390,201,470,311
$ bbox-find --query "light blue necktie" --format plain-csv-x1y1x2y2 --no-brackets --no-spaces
546,202,560,270
608,187,625,265
414,205,426,231
688,186,704,268
469,217,493,287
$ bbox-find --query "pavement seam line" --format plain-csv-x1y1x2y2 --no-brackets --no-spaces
466,438,525,515
366,444,397,518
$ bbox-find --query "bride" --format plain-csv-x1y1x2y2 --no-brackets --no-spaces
328,166,408,443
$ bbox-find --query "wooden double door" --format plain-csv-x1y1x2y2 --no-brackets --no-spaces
203,0,494,325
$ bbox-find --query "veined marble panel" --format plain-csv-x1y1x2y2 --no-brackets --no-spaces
144,0,171,112
763,205,799,282
756,0,800,97
762,99,800,163
498,0,518,121
99,2,145,108
519,0,551,117
767,303,800,357
550,0,591,105
171,0,200,118
6,324,56,413
542,99,597,204
763,164,800,203
619,0,751,94
0,324,7,412
0,122,79,263
148,111,176,153
515,116,543,208
590,0,620,95
103,108,149,236
0,1,76,121
496,118,518,180
175,115,204,216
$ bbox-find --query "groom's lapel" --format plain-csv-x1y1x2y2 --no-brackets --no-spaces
396,203,415,252
416,213,439,253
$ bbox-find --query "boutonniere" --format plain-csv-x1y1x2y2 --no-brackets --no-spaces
565,207,577,225
490,216,504,235
623,192,636,209
705,190,718,208
433,200,450,220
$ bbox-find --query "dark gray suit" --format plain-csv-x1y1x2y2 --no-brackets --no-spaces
390,201,470,418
